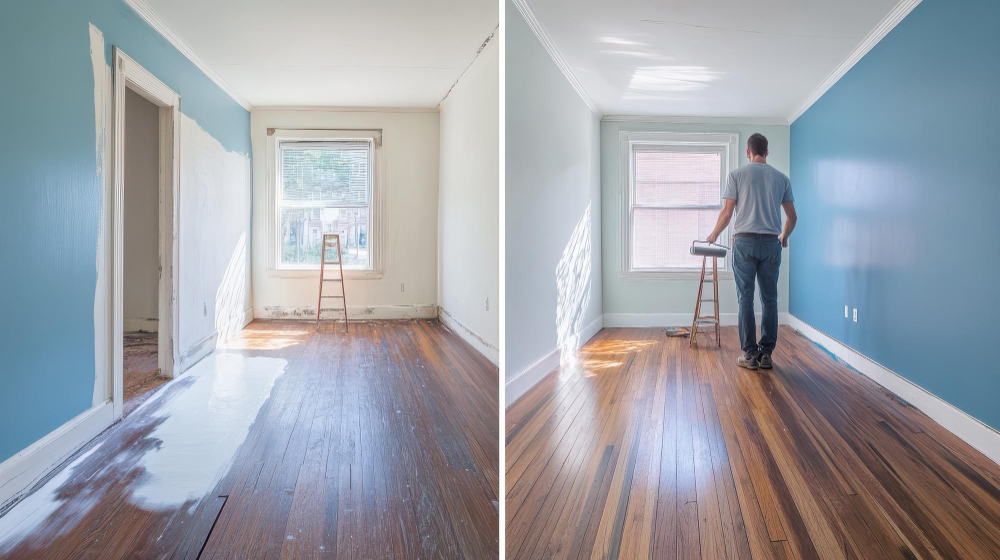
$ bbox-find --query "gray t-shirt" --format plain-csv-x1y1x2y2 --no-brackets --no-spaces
723,163,793,235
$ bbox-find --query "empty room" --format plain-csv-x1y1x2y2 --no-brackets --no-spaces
0,0,499,558
505,0,1000,558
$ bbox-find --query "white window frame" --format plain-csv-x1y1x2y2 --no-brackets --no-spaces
619,131,739,278
266,129,385,278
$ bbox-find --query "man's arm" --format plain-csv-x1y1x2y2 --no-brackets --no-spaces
779,201,797,247
706,199,736,244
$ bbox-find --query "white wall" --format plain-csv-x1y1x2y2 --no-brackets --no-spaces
176,114,253,365
505,0,603,385
123,89,161,333
438,37,500,364
251,108,441,320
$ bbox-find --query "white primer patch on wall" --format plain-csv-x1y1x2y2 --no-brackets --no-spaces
90,23,111,407
130,353,285,509
178,114,253,355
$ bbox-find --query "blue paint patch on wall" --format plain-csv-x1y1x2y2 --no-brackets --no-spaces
790,0,999,429
0,0,249,463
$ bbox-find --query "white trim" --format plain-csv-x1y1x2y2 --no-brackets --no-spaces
122,0,252,111
256,304,439,321
603,312,790,328
510,0,602,118
787,315,1000,467
619,131,739,275
504,315,603,407
789,0,922,123
0,401,114,511
603,115,789,126
438,307,499,365
253,106,439,114
112,48,181,421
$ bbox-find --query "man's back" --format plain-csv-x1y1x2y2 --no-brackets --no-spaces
724,163,793,236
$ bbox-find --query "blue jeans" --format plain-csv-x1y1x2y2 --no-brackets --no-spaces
732,235,781,355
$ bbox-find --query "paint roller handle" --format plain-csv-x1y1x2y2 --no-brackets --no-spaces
692,240,731,250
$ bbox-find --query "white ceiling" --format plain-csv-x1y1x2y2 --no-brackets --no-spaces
526,0,898,119
144,0,497,108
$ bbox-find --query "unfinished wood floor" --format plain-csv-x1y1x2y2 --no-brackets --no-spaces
0,320,498,559
506,326,1000,560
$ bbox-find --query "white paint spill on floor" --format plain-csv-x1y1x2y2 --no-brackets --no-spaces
130,353,285,509
0,443,104,551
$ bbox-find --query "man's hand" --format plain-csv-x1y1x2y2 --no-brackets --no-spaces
778,234,788,248
706,231,719,244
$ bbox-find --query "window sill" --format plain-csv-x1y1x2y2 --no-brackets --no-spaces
267,268,384,280
619,270,734,281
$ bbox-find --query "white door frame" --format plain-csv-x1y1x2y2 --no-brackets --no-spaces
111,47,181,420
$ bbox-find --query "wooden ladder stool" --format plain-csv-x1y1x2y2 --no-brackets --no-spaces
317,233,349,333
690,255,721,347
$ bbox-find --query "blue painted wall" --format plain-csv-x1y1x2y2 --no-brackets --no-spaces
0,0,249,463
790,0,999,429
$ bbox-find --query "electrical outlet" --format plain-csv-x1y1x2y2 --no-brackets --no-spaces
845,305,849,319
401,283,405,292
485,297,489,311
203,302,207,317
853,308,858,323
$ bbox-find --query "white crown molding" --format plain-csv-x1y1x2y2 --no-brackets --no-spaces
789,0,921,123
123,0,252,111
511,0,602,118
603,115,789,126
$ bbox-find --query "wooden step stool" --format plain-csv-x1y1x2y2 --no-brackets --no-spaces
690,256,721,347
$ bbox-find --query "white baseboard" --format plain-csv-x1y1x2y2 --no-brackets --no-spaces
123,318,158,333
787,315,1000,467
0,400,114,511
177,330,217,374
504,314,603,407
255,304,438,321
603,311,790,328
437,307,499,365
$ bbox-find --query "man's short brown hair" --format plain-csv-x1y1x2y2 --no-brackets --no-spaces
748,133,768,157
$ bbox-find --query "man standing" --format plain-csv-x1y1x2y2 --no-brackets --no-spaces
706,133,796,370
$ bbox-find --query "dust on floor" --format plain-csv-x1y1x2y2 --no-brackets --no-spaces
123,332,169,417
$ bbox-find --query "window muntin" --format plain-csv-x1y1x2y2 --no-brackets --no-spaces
277,141,373,270
627,142,731,272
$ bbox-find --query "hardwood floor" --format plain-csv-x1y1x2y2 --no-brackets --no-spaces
0,320,499,559
506,326,1000,560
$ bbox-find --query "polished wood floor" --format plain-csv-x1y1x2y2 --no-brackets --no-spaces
0,320,498,559
506,326,1000,560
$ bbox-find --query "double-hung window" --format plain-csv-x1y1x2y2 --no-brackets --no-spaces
269,130,382,274
621,132,738,274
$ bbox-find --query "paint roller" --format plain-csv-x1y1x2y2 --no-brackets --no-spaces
690,240,729,259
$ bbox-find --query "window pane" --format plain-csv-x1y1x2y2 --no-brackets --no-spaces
634,151,721,207
281,144,369,204
632,208,726,270
280,207,370,269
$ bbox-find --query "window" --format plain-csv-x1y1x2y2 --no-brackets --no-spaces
620,132,738,274
268,129,382,275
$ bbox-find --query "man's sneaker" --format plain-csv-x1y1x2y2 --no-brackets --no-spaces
758,353,773,369
737,351,759,370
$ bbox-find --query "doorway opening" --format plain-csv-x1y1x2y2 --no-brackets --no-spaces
122,88,168,416
111,48,180,420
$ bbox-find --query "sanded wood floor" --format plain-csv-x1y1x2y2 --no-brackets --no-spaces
506,326,1000,560
0,320,498,559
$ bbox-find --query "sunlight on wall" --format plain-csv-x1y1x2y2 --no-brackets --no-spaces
556,204,593,366
215,232,247,344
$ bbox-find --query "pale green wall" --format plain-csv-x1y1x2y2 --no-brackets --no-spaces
600,120,791,319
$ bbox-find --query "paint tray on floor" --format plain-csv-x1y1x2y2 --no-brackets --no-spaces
665,327,690,337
